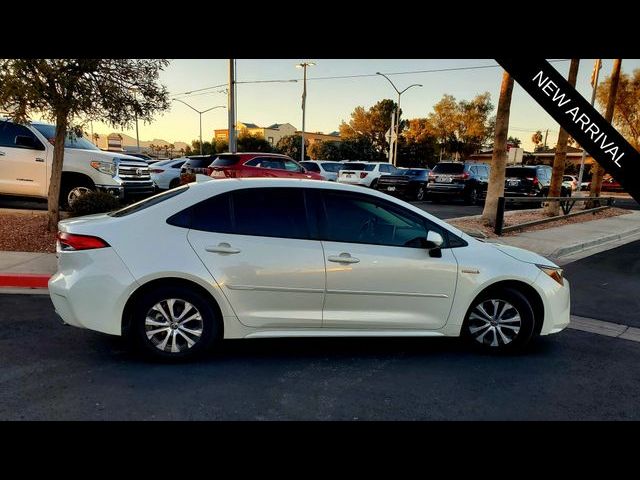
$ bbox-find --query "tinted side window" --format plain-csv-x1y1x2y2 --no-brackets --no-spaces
301,162,320,172
320,191,445,249
190,192,233,233
283,159,301,172
0,121,43,149
233,188,309,239
248,157,285,170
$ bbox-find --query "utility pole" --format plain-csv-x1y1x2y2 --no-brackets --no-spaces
173,99,225,155
543,129,548,149
296,61,315,161
228,59,237,153
577,59,602,194
376,72,422,166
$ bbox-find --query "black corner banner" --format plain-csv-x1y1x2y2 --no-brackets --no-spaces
496,58,640,203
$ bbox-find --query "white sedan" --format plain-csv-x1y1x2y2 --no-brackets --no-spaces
49,178,570,360
149,158,187,190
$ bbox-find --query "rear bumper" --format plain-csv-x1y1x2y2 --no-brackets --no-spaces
427,184,465,195
48,247,138,336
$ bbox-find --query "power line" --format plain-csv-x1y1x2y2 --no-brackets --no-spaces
170,60,571,99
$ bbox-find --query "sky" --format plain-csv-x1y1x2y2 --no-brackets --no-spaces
83,59,640,152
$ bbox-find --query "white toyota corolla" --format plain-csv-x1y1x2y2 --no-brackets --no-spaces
49,178,570,360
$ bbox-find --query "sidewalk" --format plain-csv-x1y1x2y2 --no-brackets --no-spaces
485,210,640,261
0,251,56,289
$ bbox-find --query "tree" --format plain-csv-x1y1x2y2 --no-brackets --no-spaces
339,99,399,160
531,130,543,149
0,59,170,230
237,131,273,153
92,132,100,146
591,59,622,200
276,134,308,159
507,136,521,148
482,71,515,227
397,118,438,167
546,58,580,217
427,93,495,160
338,137,378,161
307,140,342,161
596,67,640,151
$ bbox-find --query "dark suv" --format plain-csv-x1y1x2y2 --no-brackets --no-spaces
504,165,571,203
426,162,490,205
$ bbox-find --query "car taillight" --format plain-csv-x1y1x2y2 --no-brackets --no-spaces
360,172,368,178
533,177,539,185
149,168,164,173
461,172,470,179
57,232,110,251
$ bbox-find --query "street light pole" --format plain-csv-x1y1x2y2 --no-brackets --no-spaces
296,61,315,162
577,59,602,195
376,72,422,166
173,99,225,155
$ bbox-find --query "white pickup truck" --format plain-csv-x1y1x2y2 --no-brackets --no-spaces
0,118,155,207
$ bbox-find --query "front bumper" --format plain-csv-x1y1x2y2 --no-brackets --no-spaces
96,181,155,200
535,272,571,335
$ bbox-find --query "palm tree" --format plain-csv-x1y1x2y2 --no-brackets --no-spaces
531,130,543,149
481,71,515,227
545,58,580,217
92,133,100,146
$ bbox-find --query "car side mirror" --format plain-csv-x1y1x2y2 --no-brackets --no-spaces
426,231,444,258
15,135,39,149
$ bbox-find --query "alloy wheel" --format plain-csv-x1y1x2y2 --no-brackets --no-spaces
416,186,426,201
467,299,521,347
145,298,204,353
67,186,92,206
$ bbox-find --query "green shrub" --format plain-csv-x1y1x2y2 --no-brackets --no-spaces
69,191,121,217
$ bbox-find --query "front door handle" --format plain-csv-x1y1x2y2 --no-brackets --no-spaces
327,253,360,264
205,242,241,254
35,157,45,162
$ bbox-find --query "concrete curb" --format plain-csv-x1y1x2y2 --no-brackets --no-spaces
552,223,640,258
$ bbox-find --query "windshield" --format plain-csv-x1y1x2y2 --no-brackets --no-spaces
432,163,464,174
32,124,100,151
506,167,536,178
342,162,375,171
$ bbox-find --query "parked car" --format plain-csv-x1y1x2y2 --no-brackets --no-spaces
0,118,154,207
205,153,323,181
562,175,579,192
150,158,187,190
504,165,571,204
179,155,218,185
375,168,431,200
49,178,570,360
601,175,624,192
337,161,400,188
426,162,490,205
299,160,344,181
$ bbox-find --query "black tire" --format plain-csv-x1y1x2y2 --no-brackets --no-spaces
370,179,379,189
415,184,427,201
130,285,220,361
168,178,180,189
59,177,95,210
464,187,480,205
462,287,538,353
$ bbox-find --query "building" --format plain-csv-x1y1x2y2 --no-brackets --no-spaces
214,122,298,147
467,146,595,172
92,132,189,158
295,130,341,147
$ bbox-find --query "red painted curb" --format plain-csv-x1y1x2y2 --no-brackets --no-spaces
0,273,51,289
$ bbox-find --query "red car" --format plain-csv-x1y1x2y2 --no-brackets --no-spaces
205,152,324,180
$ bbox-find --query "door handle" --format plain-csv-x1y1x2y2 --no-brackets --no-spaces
327,253,360,264
205,242,241,254
35,158,45,162
0,151,5,156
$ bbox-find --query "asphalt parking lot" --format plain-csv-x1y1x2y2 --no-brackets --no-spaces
1,294,640,420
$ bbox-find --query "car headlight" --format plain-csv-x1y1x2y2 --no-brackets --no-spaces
537,264,564,286
90,160,116,176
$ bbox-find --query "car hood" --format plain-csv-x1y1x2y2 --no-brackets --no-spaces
490,243,558,267
68,149,149,166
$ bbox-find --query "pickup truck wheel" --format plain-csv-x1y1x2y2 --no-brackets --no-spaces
60,179,95,209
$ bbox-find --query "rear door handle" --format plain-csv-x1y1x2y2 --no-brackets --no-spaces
35,157,45,162
205,242,241,254
328,253,360,264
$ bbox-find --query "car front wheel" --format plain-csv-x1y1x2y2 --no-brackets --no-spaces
463,287,538,352
131,286,219,361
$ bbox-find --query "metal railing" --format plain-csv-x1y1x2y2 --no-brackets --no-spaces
494,195,615,235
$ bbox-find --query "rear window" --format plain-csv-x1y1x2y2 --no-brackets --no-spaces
405,169,429,177
210,155,241,167
506,167,536,178
431,163,465,174
109,185,189,217
319,162,343,173
342,163,375,171
184,157,215,169
300,162,321,172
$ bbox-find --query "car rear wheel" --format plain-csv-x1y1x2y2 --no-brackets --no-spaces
370,179,378,189
464,187,480,205
169,178,180,189
131,286,219,361
463,287,538,353
415,185,426,201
